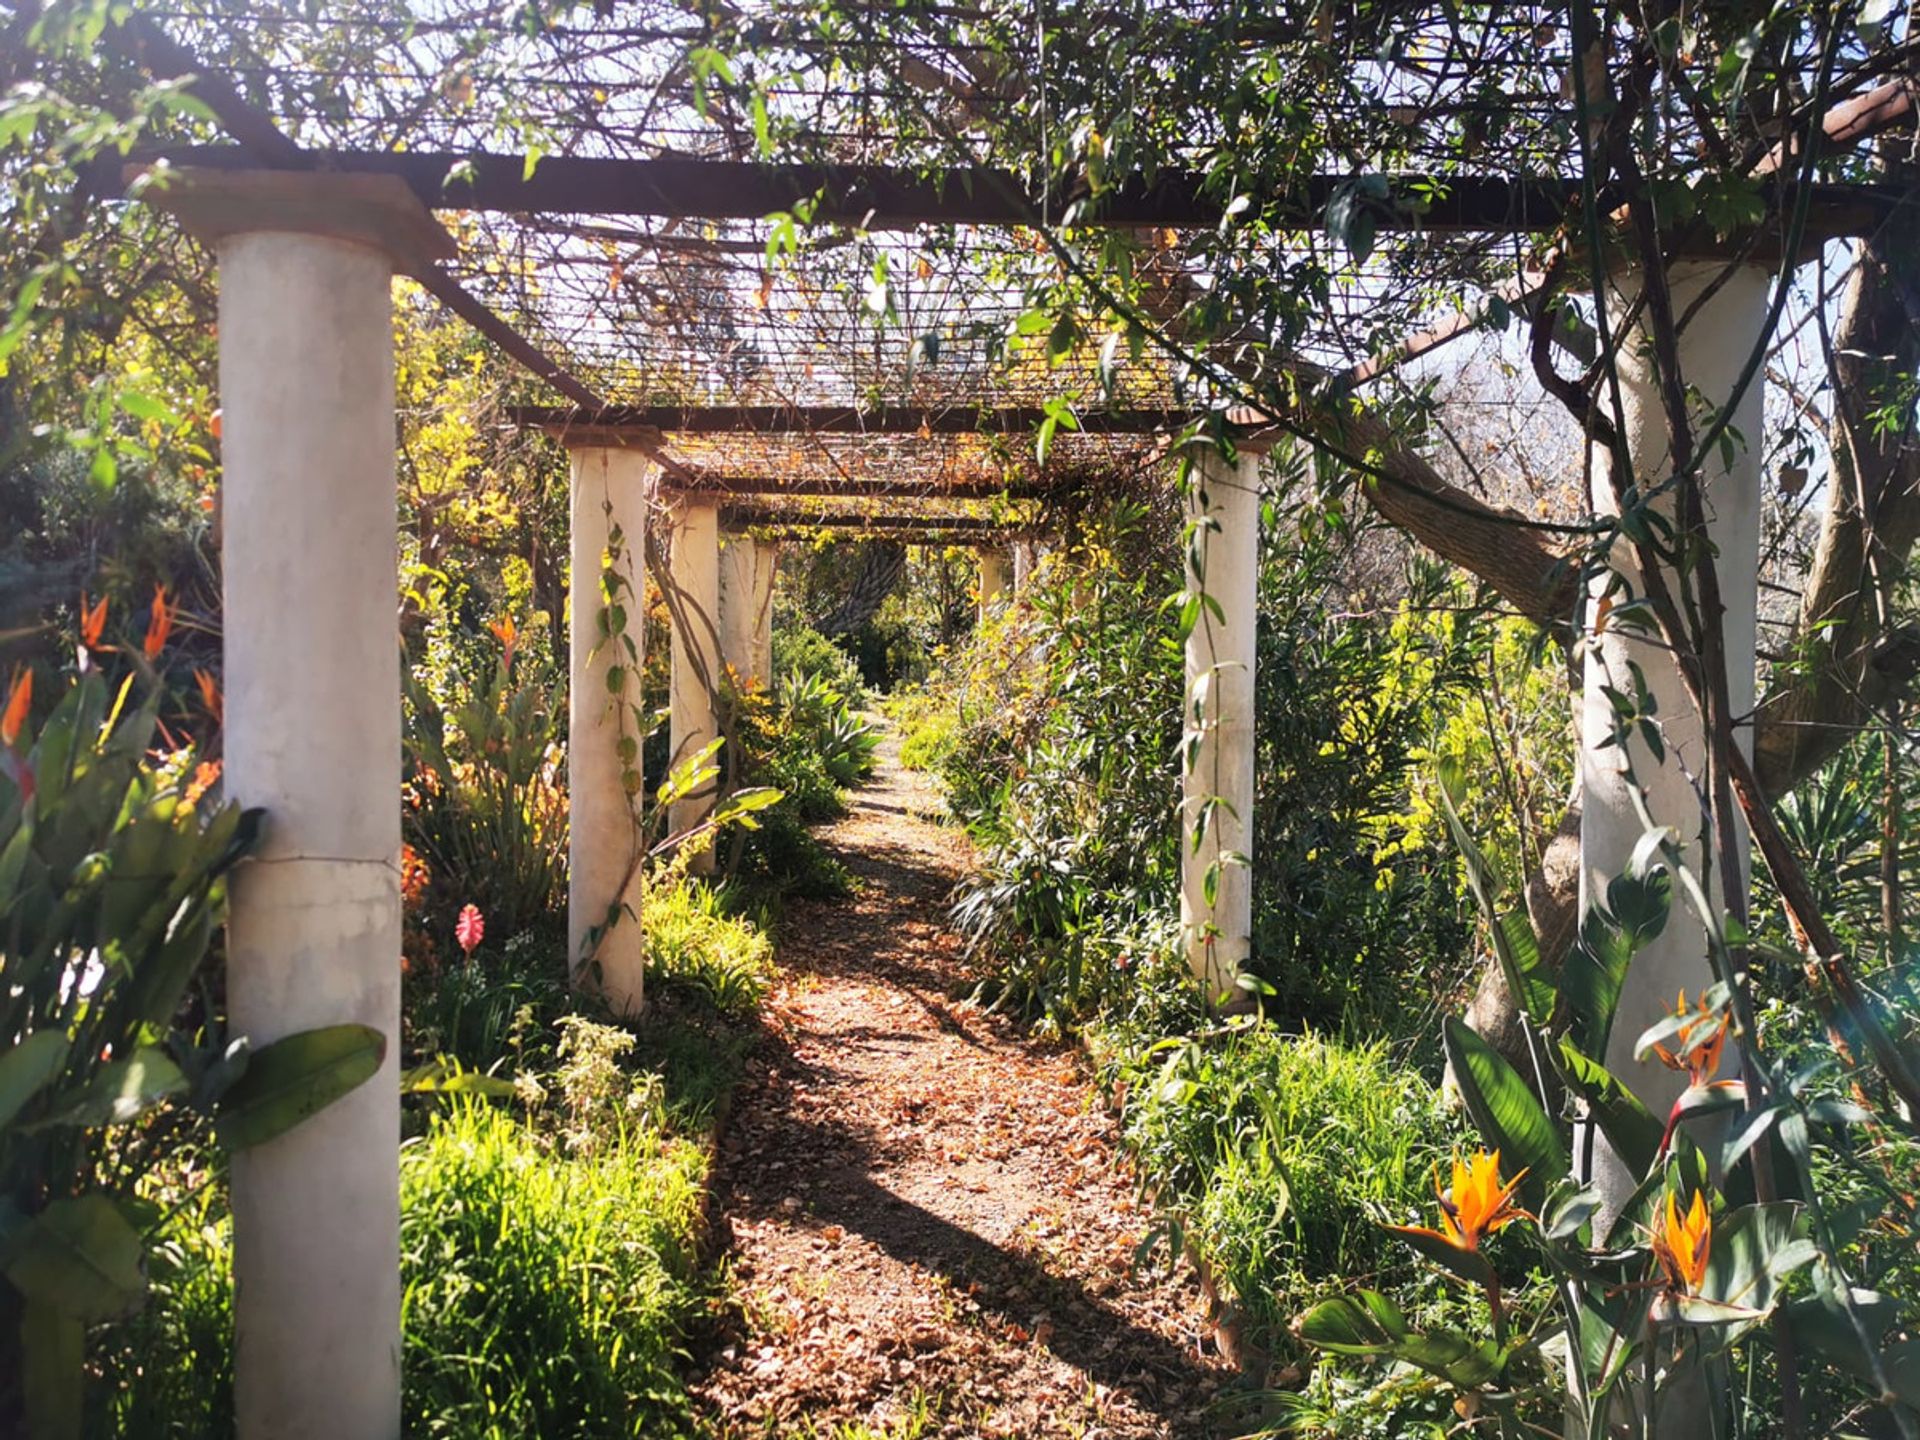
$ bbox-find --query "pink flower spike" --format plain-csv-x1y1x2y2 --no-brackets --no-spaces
455,903,485,960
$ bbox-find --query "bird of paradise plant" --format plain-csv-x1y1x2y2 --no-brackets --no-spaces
1296,758,1912,1439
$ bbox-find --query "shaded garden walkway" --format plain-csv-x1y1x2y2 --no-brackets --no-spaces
693,732,1234,1438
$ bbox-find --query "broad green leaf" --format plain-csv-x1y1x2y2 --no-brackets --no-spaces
1563,871,1668,1056
1299,1289,1409,1353
21,1301,83,1440
1558,1039,1664,1180
1436,758,1553,1024
1445,1017,1566,1206
1384,1222,1496,1287
1300,1291,1505,1388
34,1047,186,1129
3,1195,146,1321
400,1058,515,1098
1674,1202,1813,1337
216,1023,385,1151
0,1030,70,1132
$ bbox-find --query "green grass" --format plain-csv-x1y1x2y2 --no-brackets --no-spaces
92,872,781,1438
400,1098,711,1438
1092,1010,1458,1355
91,1095,717,1440
645,877,777,1019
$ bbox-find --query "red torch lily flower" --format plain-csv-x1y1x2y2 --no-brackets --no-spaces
455,903,485,962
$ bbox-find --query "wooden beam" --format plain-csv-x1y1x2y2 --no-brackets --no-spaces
665,476,1054,498
506,403,1193,435
109,16,699,484
106,145,1904,237
720,507,1013,532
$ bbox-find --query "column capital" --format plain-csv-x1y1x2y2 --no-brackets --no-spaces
541,422,671,452
131,164,455,269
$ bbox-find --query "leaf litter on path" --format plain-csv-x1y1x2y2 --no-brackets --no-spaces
692,733,1234,1439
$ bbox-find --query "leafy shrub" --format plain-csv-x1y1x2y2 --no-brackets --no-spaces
1247,539,1482,1042
941,506,1185,1017
724,648,875,903
403,947,569,1075
97,1058,721,1438
1,657,383,1432
403,644,567,951
772,624,869,704
90,1179,235,1439
888,686,955,773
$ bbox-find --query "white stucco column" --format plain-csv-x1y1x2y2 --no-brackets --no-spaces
1180,446,1262,1002
978,547,1012,622
562,437,655,1017
1011,539,1034,594
719,532,776,691
1581,260,1769,1218
668,495,722,859
147,170,454,1440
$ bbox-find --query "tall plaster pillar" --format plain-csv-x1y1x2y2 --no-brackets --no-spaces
1180,446,1262,1002
1580,259,1769,1220
1011,539,1035,594
669,495,722,859
563,437,655,1017
719,532,776,691
977,547,1012,623
148,170,454,1440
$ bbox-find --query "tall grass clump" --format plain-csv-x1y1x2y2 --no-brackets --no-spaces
1096,1007,1456,1351
400,1095,709,1438
643,873,776,1019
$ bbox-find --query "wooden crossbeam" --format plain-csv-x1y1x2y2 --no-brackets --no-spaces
507,403,1192,435
667,476,1052,498
721,507,1012,533
103,146,1908,237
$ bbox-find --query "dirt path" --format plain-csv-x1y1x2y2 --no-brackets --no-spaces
693,732,1233,1439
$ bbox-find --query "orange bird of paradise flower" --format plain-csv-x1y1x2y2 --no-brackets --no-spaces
1391,1148,1530,1253
1651,1188,1712,1296
193,667,224,724
79,593,108,651
1650,990,1729,1086
1,666,30,747
488,615,518,670
144,585,175,661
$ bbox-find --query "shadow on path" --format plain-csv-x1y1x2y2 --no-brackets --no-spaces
691,732,1231,1439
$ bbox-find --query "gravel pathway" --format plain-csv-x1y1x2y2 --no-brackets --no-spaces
692,732,1233,1439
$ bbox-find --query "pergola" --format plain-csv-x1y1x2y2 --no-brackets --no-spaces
80,8,1916,1437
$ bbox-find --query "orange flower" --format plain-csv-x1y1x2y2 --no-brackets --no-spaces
143,585,174,661
399,844,431,907
1651,1188,1712,1295
79,592,108,650
488,615,518,670
1393,1148,1529,1253
1651,990,1729,1086
182,760,222,807
193,667,223,724
1,665,31,747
